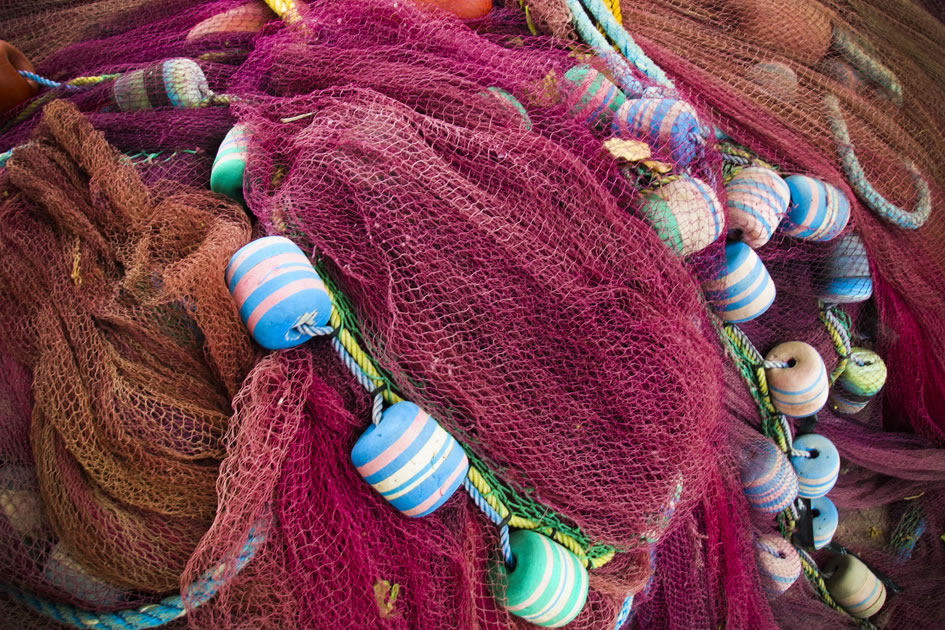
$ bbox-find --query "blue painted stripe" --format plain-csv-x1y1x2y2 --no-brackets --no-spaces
847,576,881,611
237,267,320,320
726,287,775,324
769,361,827,397
720,263,770,313
694,179,721,237
704,255,763,301
380,435,453,498
728,200,774,239
227,239,306,291
362,416,438,485
402,447,468,517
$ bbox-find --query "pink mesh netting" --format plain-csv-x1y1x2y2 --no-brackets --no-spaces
0,0,943,629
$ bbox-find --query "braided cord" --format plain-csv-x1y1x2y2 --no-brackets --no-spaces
1,520,267,629
463,476,515,567
832,29,902,105
825,94,930,229
562,0,647,97
819,303,852,385
314,263,616,568
576,0,674,90
600,0,621,25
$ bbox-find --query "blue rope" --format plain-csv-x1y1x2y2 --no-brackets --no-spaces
463,476,515,568
613,593,634,629
562,0,648,98
576,0,674,90
1,520,267,629
825,94,930,229
17,70,79,90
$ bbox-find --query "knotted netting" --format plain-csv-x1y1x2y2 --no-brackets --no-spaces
0,0,943,629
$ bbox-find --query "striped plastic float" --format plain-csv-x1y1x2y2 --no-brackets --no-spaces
112,58,210,111
496,530,589,627
824,554,886,618
482,87,532,131
739,438,799,515
781,175,850,241
810,495,838,550
211,124,249,203
755,534,801,598
764,341,829,417
639,176,724,257
562,65,626,128
790,433,840,499
613,98,702,167
226,236,332,350
725,166,791,248
819,233,872,303
703,241,776,323
351,401,469,518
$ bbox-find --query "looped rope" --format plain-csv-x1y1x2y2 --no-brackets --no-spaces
832,29,903,105
825,94,931,229
1,518,267,630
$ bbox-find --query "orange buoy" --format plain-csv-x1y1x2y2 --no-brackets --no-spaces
411,0,492,20
0,41,39,114
186,1,277,41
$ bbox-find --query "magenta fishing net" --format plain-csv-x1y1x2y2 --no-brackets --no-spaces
0,1,943,629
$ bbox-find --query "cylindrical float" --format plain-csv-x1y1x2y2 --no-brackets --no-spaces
790,433,840,499
112,58,211,111
226,236,333,350
819,233,872,303
211,124,250,203
824,554,886,619
764,341,829,417
781,175,850,242
755,534,801,598
703,241,776,323
639,176,724,257
351,401,469,518
494,530,589,627
740,438,799,515
613,98,703,167
725,166,791,248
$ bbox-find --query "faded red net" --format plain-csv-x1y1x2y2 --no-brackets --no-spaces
0,0,943,629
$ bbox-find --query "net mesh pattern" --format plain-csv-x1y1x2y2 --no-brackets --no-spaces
0,1,942,629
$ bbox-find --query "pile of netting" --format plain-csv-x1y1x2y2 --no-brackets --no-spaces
0,0,943,629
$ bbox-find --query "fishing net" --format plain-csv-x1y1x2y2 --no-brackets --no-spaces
0,0,943,629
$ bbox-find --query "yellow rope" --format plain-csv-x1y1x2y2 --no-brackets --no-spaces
264,0,302,24
66,74,118,87
819,309,850,385
600,0,621,24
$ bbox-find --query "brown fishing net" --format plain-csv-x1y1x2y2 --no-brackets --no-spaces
0,100,253,600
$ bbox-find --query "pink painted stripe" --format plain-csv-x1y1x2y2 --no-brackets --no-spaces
357,410,428,478
232,252,314,304
246,277,327,335
226,238,288,285
402,454,467,517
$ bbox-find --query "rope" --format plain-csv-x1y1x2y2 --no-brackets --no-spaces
576,0,674,90
1,519,267,629
819,303,852,385
562,0,648,98
796,548,878,629
600,0,621,25
18,70,119,90
824,94,930,229
613,593,634,629
463,476,515,568
832,29,902,105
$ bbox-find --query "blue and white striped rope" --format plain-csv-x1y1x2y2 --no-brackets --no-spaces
463,477,515,568
613,593,635,629
17,70,80,90
1,519,267,630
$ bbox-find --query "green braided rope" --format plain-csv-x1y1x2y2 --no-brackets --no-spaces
715,317,878,626
312,261,617,565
